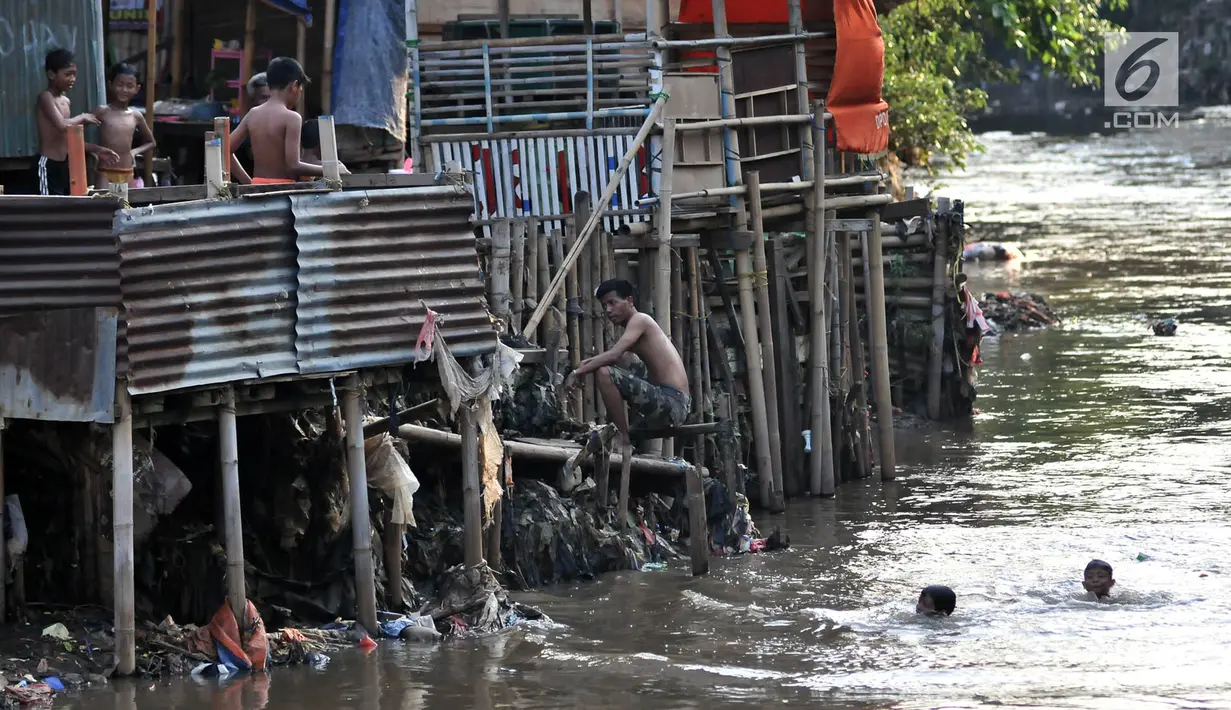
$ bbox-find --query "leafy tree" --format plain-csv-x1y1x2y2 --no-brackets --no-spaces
883,0,1127,170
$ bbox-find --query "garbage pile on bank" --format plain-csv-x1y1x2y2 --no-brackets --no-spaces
978,291,1059,331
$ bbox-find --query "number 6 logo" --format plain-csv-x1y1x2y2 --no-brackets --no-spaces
1115,37,1167,102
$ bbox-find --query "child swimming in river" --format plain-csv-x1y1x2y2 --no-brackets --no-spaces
1082,559,1115,599
916,585,956,616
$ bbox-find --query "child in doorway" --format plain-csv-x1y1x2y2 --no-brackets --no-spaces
1082,559,1115,599
916,585,957,616
228,57,347,184
33,48,119,195
92,63,157,190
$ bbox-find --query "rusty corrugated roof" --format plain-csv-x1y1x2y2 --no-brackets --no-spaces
0,196,121,316
0,0,106,159
290,185,497,373
0,307,117,423
116,198,300,395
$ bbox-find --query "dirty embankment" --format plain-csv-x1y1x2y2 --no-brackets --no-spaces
51,121,1231,708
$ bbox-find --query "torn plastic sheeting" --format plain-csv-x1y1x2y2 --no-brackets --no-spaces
364,433,420,527
132,434,193,546
418,312,523,414
476,395,504,520
5,494,28,560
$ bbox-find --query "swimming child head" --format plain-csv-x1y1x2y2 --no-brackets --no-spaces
916,585,956,616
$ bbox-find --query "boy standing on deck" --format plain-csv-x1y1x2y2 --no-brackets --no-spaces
92,63,157,190
228,57,348,184
34,49,119,195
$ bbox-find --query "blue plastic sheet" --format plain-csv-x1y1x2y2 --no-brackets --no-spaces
331,0,408,138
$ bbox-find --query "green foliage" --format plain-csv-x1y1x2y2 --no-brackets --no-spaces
882,0,1126,170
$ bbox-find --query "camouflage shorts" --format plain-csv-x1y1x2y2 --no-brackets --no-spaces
606,364,691,430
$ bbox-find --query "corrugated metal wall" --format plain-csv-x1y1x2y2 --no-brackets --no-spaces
291,185,495,373
116,198,300,395
0,307,117,423
0,196,121,316
0,0,106,158
428,133,653,236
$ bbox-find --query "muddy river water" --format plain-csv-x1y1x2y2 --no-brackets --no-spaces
69,121,1231,709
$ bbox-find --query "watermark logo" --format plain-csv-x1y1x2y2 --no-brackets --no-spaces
1103,32,1180,129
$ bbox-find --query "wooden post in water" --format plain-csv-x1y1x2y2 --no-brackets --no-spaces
342,376,379,633
928,216,949,420
112,382,136,676
865,210,897,479
830,216,844,481
747,172,785,501
686,247,705,465
459,399,484,567
219,387,247,627
808,113,836,496
511,221,526,333
686,463,709,575
384,510,404,610
767,236,802,494
735,243,778,510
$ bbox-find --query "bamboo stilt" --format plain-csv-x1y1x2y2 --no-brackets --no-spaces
767,236,803,495
686,247,705,466
511,221,525,333
576,197,597,421
866,209,897,479
219,388,247,627
735,246,778,510
491,220,513,327
589,223,605,421
928,217,949,420
808,112,835,497
343,376,379,634
459,402,484,567
843,232,872,479
617,442,633,527
526,219,539,342
600,230,616,349
656,118,677,457
112,383,136,676
550,230,567,352
384,514,404,609
566,218,584,419
830,216,844,482
686,463,709,576
747,172,786,501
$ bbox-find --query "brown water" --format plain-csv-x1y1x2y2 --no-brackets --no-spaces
70,122,1231,709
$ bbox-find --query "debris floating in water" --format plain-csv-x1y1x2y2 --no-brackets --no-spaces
1152,318,1178,336
979,292,1059,332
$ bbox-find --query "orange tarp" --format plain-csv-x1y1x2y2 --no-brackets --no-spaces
826,0,889,154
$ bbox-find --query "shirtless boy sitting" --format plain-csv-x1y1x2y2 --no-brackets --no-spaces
92,63,156,190
228,57,347,184
562,279,692,447
34,48,119,195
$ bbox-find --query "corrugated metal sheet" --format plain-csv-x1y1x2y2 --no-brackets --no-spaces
0,307,117,423
116,198,299,395
0,196,121,315
429,134,653,237
0,0,106,158
291,185,497,373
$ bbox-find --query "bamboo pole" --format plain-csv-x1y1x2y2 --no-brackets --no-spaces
522,95,668,337
212,117,231,183
322,0,337,113
219,387,247,627
296,18,307,115
651,32,832,49
865,210,897,480
569,199,588,420
240,0,255,116
844,233,872,479
67,125,87,196
829,216,842,482
170,0,185,97
808,113,835,496
524,221,537,337
537,223,550,345
927,218,949,420
491,220,512,327
591,228,606,420
654,119,676,342
343,376,379,634
767,236,802,495
550,229,568,365
145,0,158,186
579,218,597,421
601,230,616,348
511,221,525,332
112,382,136,675
687,247,706,467
747,172,785,502
787,0,811,178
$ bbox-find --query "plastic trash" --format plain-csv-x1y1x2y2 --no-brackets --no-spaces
398,617,443,644
358,635,377,651
43,678,64,692
1136,553,1150,562
305,651,330,670
803,430,812,453
42,623,71,641
641,562,668,572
